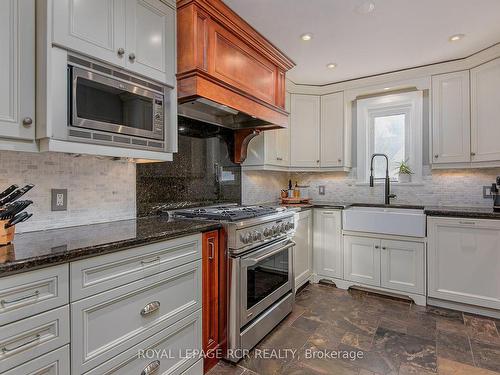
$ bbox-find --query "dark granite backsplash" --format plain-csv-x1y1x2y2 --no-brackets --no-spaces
137,118,241,215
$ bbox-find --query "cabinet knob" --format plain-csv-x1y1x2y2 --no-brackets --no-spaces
276,157,283,161
316,160,320,163
471,152,476,156
337,158,342,163
22,117,33,127
382,247,387,250
129,53,136,61
117,48,125,56
434,154,439,159
375,245,380,249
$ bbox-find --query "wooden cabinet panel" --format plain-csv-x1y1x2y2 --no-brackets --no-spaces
432,71,471,164
428,217,500,309
471,58,500,162
313,209,343,279
0,0,35,141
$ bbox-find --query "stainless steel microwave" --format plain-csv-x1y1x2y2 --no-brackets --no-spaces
68,56,168,151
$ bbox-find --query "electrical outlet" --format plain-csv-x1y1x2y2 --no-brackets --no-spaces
483,185,493,199
51,189,68,211
319,186,326,195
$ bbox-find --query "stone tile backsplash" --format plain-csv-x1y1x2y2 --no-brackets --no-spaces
0,151,136,232
242,166,500,207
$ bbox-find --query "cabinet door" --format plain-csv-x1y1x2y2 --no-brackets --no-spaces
471,58,500,162
0,0,35,141
320,92,344,167
343,236,380,286
52,0,126,67
313,209,343,279
380,239,424,294
294,210,313,291
125,0,176,86
432,71,471,164
290,94,320,167
428,218,500,309
3,345,70,375
202,230,219,372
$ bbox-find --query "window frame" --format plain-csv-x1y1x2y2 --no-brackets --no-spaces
357,91,423,183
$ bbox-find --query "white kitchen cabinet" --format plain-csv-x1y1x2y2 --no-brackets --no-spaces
3,345,70,375
124,0,176,86
380,239,424,294
431,71,471,164
293,210,313,291
428,217,500,310
290,94,321,167
313,209,343,279
471,58,500,162
343,235,380,287
320,92,345,167
0,0,35,142
52,0,176,85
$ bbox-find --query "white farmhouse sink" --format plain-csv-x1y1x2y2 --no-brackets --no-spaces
342,206,426,237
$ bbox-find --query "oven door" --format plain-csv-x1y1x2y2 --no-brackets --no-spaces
240,238,294,327
70,66,165,140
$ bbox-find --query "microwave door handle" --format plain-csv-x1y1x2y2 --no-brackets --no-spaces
242,241,295,267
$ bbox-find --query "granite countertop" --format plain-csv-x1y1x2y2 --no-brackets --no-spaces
0,216,221,277
280,201,500,219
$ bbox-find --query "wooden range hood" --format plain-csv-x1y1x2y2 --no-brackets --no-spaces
177,0,295,163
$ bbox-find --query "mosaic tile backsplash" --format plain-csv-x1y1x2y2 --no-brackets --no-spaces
0,151,136,232
242,166,500,207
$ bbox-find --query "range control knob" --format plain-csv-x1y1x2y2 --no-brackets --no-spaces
263,228,272,237
241,233,252,244
280,224,286,233
272,225,279,235
252,231,260,242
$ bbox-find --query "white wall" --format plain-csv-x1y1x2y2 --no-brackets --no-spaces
242,167,499,207
0,151,136,232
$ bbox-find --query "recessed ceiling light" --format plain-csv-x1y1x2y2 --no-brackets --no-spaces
355,1,375,14
449,34,465,42
326,63,337,69
383,87,390,90
300,33,313,41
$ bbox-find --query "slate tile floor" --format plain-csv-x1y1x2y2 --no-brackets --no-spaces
208,282,500,375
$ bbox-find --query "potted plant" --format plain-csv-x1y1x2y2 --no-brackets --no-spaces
395,159,413,183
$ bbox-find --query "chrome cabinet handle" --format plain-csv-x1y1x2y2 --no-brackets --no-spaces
208,240,215,260
117,48,125,56
244,241,295,266
129,53,136,61
141,256,160,265
140,301,161,316
22,117,33,127
2,334,40,353
276,157,283,161
1,290,39,306
141,360,160,375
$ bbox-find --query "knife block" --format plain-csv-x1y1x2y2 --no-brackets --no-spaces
0,220,15,245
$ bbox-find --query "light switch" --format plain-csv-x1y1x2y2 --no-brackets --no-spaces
319,186,325,195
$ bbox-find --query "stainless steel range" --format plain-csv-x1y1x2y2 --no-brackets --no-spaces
172,205,296,361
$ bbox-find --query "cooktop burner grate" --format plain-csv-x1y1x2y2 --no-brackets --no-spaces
174,205,279,222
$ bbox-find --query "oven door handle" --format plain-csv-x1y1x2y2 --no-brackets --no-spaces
242,241,295,267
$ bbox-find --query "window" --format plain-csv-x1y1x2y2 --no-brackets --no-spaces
357,92,423,183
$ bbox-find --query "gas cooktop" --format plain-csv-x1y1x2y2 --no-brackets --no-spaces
173,205,280,222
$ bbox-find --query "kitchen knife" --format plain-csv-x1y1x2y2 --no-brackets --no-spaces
5,212,30,228
0,200,33,220
0,184,34,206
0,185,18,200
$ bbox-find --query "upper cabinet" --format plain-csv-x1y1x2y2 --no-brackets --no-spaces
53,0,176,86
471,57,500,163
431,71,471,164
290,94,321,167
0,0,36,145
320,92,345,168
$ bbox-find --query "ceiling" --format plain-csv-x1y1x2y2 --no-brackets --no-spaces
224,0,500,85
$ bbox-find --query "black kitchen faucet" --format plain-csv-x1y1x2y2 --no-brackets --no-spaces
369,153,397,205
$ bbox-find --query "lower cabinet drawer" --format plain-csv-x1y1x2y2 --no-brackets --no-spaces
84,310,202,375
3,345,70,375
72,260,202,374
0,264,69,326
0,305,70,372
